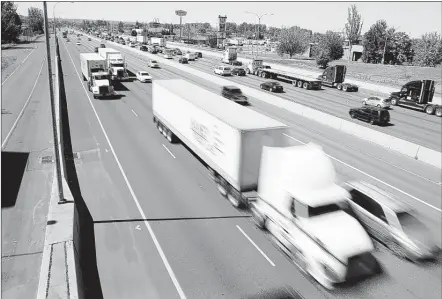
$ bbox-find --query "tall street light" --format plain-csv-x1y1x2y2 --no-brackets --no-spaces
175,10,187,41
53,1,74,33
244,11,273,41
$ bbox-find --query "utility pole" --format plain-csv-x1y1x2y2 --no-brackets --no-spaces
43,2,66,204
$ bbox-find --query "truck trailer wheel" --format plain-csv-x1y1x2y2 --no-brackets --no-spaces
435,107,442,117
166,130,176,143
227,193,240,208
292,80,297,86
297,81,303,88
425,105,435,115
251,206,267,229
158,123,163,134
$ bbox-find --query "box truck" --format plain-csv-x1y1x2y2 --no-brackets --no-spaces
152,79,289,208
151,37,166,47
250,144,380,289
97,48,129,81
222,46,239,64
80,53,115,99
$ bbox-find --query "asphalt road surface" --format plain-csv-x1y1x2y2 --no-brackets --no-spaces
60,34,441,299
1,37,54,299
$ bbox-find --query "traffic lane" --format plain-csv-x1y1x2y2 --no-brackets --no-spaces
3,57,52,153
1,54,47,144
59,39,185,299
190,57,442,150
150,217,331,299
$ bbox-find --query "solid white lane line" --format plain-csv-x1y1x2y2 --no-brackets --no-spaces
236,225,275,267
162,144,176,159
131,109,138,117
62,39,187,299
283,133,441,213
2,46,37,85
1,59,46,149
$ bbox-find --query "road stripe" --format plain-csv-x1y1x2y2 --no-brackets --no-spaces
283,133,441,213
2,46,37,85
131,109,138,117
237,225,275,267
162,144,176,159
1,59,46,149
62,38,187,299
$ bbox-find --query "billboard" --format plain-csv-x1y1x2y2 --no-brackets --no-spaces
218,15,227,32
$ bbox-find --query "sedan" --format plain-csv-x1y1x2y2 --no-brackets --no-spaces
232,68,246,76
147,59,159,68
362,96,391,108
76,41,81,45
214,66,232,76
260,81,283,92
136,71,152,83
178,57,188,64
175,49,182,55
88,37,91,41
344,181,440,262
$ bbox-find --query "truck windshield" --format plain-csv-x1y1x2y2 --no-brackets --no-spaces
94,75,108,80
111,63,124,68
308,203,341,217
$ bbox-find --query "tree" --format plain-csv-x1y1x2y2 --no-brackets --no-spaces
225,22,237,37
1,2,22,43
118,21,124,33
314,31,344,68
135,20,140,29
276,27,310,58
362,20,388,63
345,4,363,60
267,26,281,41
385,31,413,65
412,32,442,67
28,7,43,33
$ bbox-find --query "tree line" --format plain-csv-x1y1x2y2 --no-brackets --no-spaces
2,1,44,43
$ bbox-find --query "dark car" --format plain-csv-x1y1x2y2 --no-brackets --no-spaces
195,52,203,58
94,47,99,53
140,45,148,51
231,60,242,66
260,81,283,92
175,48,182,55
99,43,106,48
232,68,246,76
344,181,440,262
178,57,188,64
221,86,249,105
349,106,390,125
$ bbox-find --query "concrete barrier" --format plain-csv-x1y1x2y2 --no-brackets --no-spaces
84,33,442,169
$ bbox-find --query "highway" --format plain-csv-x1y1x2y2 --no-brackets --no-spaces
1,37,53,298
61,34,441,299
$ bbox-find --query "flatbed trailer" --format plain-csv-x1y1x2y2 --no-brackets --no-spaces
255,67,323,90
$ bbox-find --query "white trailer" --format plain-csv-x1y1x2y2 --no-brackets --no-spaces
80,53,115,99
152,79,289,208
97,48,128,81
151,37,165,47
222,46,238,64
251,144,379,289
136,35,148,44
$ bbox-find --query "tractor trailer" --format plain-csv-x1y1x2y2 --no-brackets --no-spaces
152,79,289,208
222,46,239,64
80,53,115,99
97,48,129,81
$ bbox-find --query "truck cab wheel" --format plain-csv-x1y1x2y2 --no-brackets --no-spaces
390,98,398,106
425,105,435,115
343,85,348,92
336,84,342,90
435,107,442,117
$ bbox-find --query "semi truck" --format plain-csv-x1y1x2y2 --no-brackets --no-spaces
388,80,442,117
151,37,166,47
152,79,289,208
221,46,239,64
62,31,68,38
136,35,148,44
247,59,322,90
250,144,380,289
317,65,359,92
97,48,129,81
80,53,115,99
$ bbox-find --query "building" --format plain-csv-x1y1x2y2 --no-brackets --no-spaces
343,39,363,61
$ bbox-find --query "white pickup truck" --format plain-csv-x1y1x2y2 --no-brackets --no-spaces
251,144,380,289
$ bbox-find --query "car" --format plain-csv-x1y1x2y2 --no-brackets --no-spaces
349,106,390,125
129,42,136,48
99,43,106,48
344,181,440,262
231,60,242,66
147,59,159,68
178,57,188,64
231,68,246,76
88,37,91,41
214,66,232,76
140,45,148,51
221,86,249,105
195,52,202,58
362,96,391,109
66,38,70,42
76,41,81,45
136,71,152,83
174,48,182,55
260,81,283,92
94,47,99,53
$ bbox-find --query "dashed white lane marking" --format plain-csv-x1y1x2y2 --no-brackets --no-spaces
237,225,275,267
131,109,138,117
162,144,176,159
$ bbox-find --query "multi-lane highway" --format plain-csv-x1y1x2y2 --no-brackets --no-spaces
1,37,53,299
60,34,441,299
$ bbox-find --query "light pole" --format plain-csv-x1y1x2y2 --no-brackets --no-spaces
244,11,273,41
53,1,73,33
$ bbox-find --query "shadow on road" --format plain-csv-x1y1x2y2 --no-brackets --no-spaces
244,286,305,299
58,41,104,299
1,151,29,208
111,80,130,91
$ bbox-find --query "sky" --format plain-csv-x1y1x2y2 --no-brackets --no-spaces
15,1,442,38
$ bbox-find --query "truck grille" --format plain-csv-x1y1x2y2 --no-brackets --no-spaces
117,70,124,77
99,86,108,95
